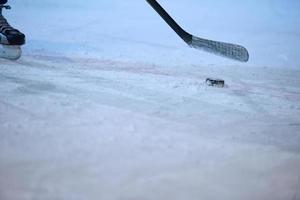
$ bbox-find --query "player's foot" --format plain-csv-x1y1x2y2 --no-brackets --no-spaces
0,4,25,60
0,5,25,46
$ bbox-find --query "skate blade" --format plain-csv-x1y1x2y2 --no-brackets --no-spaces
0,45,22,60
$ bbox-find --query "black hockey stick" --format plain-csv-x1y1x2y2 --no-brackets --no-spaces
146,0,249,62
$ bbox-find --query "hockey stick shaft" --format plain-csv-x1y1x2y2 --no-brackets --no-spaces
146,0,192,43
146,0,249,62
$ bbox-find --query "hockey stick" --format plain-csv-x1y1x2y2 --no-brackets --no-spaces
146,0,249,62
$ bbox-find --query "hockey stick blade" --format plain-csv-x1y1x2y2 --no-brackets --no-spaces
146,0,249,62
188,36,249,62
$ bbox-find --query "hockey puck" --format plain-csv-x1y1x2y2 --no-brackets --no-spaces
206,78,225,88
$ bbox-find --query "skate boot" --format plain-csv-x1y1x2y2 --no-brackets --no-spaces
0,4,25,60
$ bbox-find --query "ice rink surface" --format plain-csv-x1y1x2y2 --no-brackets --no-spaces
1,0,300,199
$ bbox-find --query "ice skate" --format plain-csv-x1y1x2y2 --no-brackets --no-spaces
0,4,25,60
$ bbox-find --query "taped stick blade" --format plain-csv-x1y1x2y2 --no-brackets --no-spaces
188,36,249,62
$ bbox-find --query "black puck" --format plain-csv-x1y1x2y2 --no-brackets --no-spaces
206,78,225,88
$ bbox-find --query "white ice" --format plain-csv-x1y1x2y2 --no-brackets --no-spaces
1,0,300,200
